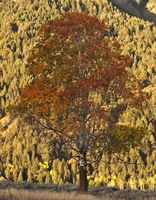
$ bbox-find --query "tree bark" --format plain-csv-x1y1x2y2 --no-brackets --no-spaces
79,153,88,192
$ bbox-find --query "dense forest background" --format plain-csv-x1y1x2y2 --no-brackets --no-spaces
0,0,156,191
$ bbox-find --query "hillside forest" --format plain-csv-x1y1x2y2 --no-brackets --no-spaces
0,0,156,191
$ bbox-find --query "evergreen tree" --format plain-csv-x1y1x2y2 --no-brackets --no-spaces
17,170,23,182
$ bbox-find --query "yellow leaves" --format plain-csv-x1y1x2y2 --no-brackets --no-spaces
39,161,49,169
7,164,14,172
142,83,156,93
68,158,76,165
50,169,55,176
0,176,5,181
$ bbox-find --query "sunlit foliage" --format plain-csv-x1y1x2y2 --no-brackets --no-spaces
0,0,155,190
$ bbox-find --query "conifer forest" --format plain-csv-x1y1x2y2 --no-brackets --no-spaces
0,0,156,196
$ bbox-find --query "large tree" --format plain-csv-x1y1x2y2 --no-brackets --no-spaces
9,12,146,191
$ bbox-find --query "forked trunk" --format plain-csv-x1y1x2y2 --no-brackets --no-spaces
79,153,88,192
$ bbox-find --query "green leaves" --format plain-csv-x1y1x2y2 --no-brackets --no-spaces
110,125,146,153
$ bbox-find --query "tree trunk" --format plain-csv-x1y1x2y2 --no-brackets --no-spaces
79,153,88,192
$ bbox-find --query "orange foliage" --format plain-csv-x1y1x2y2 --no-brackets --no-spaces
17,12,145,157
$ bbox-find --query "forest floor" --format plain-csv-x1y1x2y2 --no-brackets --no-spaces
0,181,156,200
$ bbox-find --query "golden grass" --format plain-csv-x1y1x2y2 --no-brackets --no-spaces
0,182,156,200
0,188,156,200
0,189,113,200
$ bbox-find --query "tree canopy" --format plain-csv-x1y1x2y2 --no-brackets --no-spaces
10,12,146,191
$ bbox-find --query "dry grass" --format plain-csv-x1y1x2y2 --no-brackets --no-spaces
0,188,156,200
0,189,118,200
0,189,81,200
0,182,156,200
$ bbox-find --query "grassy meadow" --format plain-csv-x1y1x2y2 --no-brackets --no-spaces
0,181,156,200
0,188,156,200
